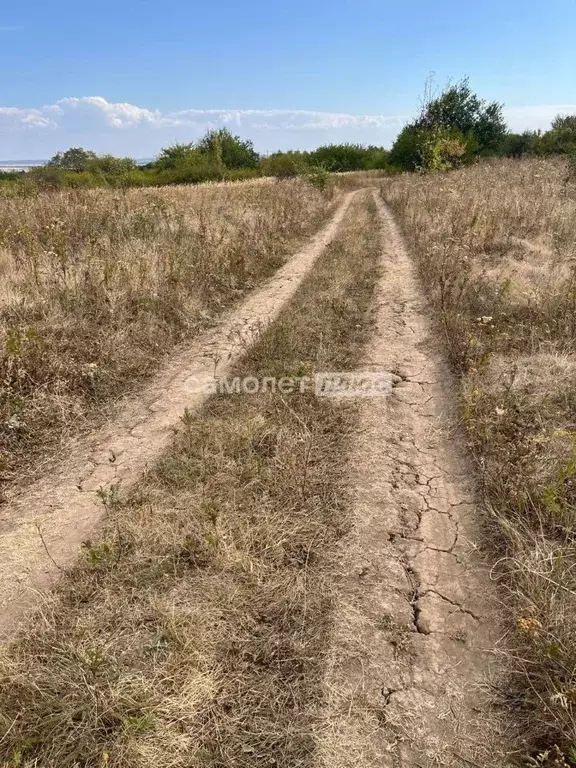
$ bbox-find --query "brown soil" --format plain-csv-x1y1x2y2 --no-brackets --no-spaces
318,194,511,768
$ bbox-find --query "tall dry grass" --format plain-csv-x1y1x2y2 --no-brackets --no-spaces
0,179,336,486
382,157,576,763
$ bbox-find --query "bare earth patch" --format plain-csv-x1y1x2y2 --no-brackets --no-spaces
0,191,356,638
319,194,511,767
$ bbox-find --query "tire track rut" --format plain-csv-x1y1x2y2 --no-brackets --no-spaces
319,193,510,767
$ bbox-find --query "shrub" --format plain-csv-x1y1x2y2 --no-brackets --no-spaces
197,128,260,169
261,152,305,179
307,143,390,172
539,115,576,156
388,125,426,171
419,127,474,171
154,143,196,170
305,164,331,190
155,154,223,185
500,131,541,158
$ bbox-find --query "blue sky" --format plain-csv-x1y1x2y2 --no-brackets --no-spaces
1,0,575,159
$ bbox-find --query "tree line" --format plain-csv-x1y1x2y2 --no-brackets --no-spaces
2,81,575,190
0,131,391,190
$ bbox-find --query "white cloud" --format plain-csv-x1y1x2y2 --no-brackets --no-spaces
0,97,410,158
56,97,166,128
0,98,406,134
0,106,55,128
1,95,575,159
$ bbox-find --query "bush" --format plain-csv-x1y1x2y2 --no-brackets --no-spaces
500,131,541,158
388,125,427,171
305,164,331,190
111,169,153,188
154,143,197,170
419,128,475,171
197,128,260,169
364,147,391,170
261,152,305,179
155,154,223,185
307,143,390,172
539,115,576,156
28,166,68,188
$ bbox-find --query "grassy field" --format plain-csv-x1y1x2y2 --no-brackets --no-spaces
4,158,576,764
382,157,576,759
0,192,382,767
0,179,337,489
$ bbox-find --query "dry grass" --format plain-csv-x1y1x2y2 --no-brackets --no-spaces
0,178,337,487
381,158,576,763
0,193,382,767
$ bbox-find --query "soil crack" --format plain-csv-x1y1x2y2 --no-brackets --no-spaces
318,193,509,767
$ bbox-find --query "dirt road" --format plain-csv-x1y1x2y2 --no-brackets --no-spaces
319,193,509,767
0,189,511,764
0,190,357,637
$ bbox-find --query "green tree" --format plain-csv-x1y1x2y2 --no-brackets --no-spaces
388,125,426,171
500,131,541,158
539,115,576,155
154,143,197,170
364,146,391,170
308,144,366,172
415,78,506,155
47,147,97,171
197,129,259,169
87,154,137,174
389,79,507,171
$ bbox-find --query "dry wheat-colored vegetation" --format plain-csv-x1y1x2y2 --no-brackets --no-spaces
0,178,336,488
0,193,382,767
382,157,576,763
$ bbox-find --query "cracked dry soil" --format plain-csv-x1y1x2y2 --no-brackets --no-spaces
0,191,357,638
319,194,510,768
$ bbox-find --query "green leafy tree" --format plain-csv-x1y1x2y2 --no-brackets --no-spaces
500,131,541,158
415,78,506,155
87,155,137,174
364,146,391,170
197,129,259,169
388,125,426,171
390,79,506,171
154,143,197,170
308,144,367,172
307,143,390,172
47,147,97,171
539,115,576,155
